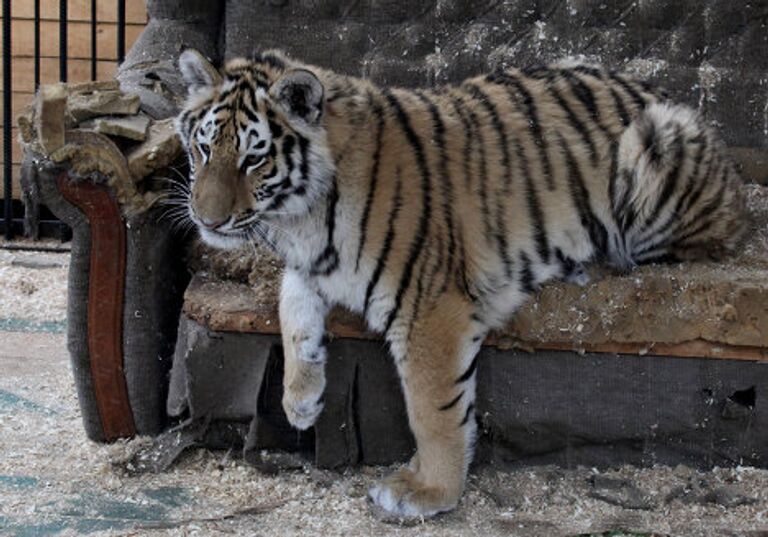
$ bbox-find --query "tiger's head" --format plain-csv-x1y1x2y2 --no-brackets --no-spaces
175,49,335,249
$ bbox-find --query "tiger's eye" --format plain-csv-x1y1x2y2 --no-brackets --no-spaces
242,154,266,173
198,142,211,161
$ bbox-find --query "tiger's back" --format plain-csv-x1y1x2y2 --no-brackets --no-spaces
175,50,746,518
325,61,744,332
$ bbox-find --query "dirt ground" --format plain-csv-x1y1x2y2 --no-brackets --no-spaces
1,249,768,537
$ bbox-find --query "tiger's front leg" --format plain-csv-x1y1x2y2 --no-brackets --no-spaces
369,294,486,517
279,270,330,430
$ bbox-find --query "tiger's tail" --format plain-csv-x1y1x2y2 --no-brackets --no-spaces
609,102,746,268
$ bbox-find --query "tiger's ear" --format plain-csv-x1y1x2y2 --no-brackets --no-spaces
179,49,222,92
269,69,324,125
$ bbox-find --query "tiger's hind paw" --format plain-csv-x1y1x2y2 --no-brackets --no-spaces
368,468,458,518
282,393,324,430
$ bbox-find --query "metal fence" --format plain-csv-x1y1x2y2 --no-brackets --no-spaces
1,0,127,241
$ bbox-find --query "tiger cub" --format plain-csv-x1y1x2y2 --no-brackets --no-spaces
175,49,745,517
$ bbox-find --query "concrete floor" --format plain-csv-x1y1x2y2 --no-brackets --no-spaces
2,250,768,536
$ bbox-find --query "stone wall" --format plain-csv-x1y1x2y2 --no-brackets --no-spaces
133,1,767,156
223,0,768,153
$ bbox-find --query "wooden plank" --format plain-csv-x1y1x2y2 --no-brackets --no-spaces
486,339,768,363
1,57,117,92
1,1,147,24
2,19,143,61
182,276,768,363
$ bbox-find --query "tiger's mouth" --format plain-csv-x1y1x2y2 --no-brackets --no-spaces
188,210,250,250
197,225,249,249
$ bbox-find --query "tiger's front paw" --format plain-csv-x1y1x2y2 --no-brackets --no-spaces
368,468,459,518
282,358,326,430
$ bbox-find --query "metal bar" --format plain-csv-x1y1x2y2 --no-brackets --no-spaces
90,0,97,80
34,0,41,89
59,0,68,82
116,0,125,65
3,0,13,240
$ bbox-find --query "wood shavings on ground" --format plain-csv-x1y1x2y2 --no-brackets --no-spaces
2,240,768,536
0,328,767,536
0,249,69,331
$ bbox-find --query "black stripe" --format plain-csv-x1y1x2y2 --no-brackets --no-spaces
451,95,493,241
561,70,598,120
464,83,515,277
439,390,464,411
240,102,260,124
310,179,340,276
634,134,701,249
178,109,193,139
298,134,310,183
609,87,631,126
522,65,552,79
571,64,603,78
635,174,727,260
355,102,386,271
636,142,719,255
671,176,728,244
282,135,296,183
269,120,283,138
555,247,577,279
363,168,404,313
455,226,477,301
211,103,232,115
449,95,475,192
264,192,287,212
607,141,621,224
464,83,513,188
488,71,555,191
614,168,636,233
546,74,599,166
677,146,719,219
416,91,456,289
485,75,551,264
609,72,648,111
643,127,686,228
408,236,433,339
519,251,535,294
455,355,478,384
559,135,609,258
564,69,617,142
424,234,445,301
636,252,681,265
254,51,286,71
460,403,475,426
382,90,433,334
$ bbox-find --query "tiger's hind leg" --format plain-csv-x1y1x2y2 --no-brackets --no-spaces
369,293,486,517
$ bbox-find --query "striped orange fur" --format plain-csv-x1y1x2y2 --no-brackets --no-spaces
175,49,746,517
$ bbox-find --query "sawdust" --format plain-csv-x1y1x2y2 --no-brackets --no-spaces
188,239,283,306
0,249,69,325
508,183,768,348
1,246,768,536
1,334,766,537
